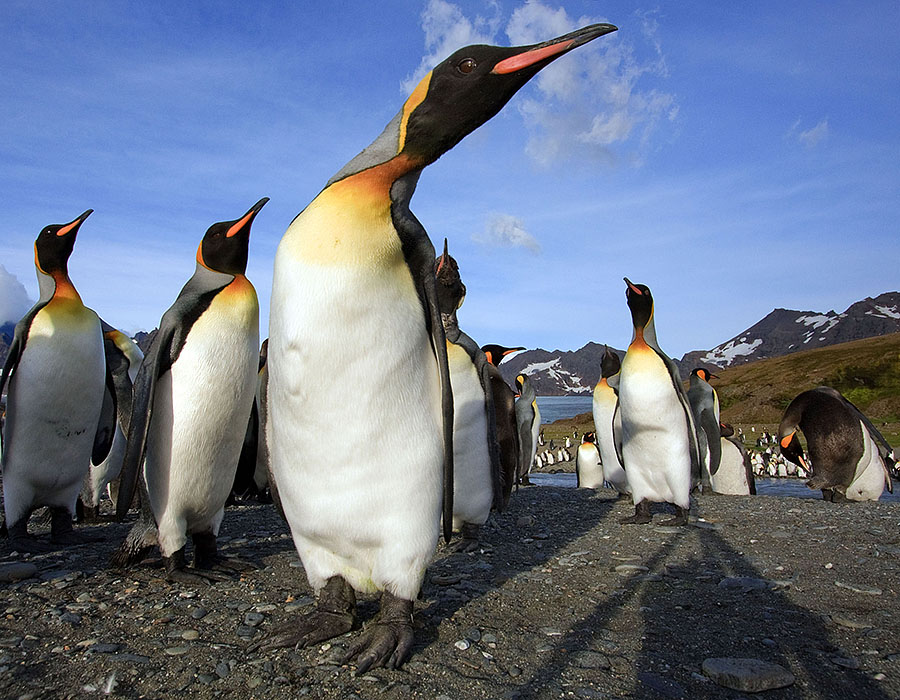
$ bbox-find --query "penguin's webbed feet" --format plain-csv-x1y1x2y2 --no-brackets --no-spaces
49,507,102,545
619,499,652,525
163,548,226,586
659,505,689,527
248,575,357,653
450,523,482,553
342,591,414,675
191,532,258,575
6,520,52,553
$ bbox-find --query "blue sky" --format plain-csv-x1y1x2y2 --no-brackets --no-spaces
2,0,898,358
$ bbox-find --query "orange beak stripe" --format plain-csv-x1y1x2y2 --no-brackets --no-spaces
492,40,576,75
226,210,256,238
56,219,81,237
780,433,794,449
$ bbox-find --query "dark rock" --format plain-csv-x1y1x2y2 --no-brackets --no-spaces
702,657,795,692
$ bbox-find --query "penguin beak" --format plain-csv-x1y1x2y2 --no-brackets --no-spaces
56,209,93,238
492,23,617,75
624,277,642,295
227,197,269,238
436,238,449,274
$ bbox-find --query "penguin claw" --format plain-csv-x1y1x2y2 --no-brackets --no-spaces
165,568,215,586
248,610,356,654
343,620,414,675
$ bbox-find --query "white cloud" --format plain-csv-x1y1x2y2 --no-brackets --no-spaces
402,0,502,93
0,265,33,325
406,1,677,166
473,213,541,252
789,117,829,148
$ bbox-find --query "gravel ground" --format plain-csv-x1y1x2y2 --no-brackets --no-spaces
1,485,898,699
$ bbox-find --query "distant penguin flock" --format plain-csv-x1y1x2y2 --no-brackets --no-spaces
1,17,896,677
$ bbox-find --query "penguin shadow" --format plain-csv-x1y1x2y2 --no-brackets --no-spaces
417,485,618,653
511,506,893,700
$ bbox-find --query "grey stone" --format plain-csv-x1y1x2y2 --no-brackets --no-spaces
164,646,189,656
637,671,685,698
0,563,38,583
190,607,208,620
702,657,795,692
243,612,264,626
831,614,872,630
614,564,649,575
718,576,769,592
215,661,231,678
572,651,610,669
831,656,860,669
835,581,882,595
87,643,122,654
465,628,482,642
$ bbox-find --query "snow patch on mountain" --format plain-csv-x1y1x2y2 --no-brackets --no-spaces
701,338,763,367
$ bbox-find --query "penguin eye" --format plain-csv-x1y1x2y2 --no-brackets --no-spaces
457,58,477,74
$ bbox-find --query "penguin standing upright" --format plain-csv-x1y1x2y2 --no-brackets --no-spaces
575,431,603,488
592,346,629,496
80,322,144,517
481,343,524,506
617,278,700,525
114,199,268,582
717,423,756,495
687,368,720,491
778,386,894,502
257,23,617,673
514,374,541,486
434,241,503,542
1,211,113,550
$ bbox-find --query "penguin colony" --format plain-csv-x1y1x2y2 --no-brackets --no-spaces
1,19,896,675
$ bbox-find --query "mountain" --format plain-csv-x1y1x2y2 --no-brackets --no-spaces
498,291,900,395
0,321,16,369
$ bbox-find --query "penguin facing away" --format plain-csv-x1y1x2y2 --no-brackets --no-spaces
592,346,629,496
80,322,144,518
481,342,525,506
617,278,700,525
434,240,503,543
258,23,617,673
1,210,113,550
114,198,268,583
687,367,720,491
514,373,541,486
778,386,894,502
575,431,603,489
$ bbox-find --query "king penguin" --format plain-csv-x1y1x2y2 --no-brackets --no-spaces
687,367,720,491
617,278,700,525
434,240,503,545
481,342,525,505
592,346,629,496
258,23,617,673
575,432,603,489
1,210,113,550
514,374,541,486
80,322,144,518
717,423,756,495
778,386,894,502
114,198,268,582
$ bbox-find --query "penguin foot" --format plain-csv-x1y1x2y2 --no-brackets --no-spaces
191,532,258,573
342,592,414,675
451,524,481,553
619,500,652,525
163,548,225,585
248,575,357,653
7,520,52,553
50,508,101,545
659,506,688,527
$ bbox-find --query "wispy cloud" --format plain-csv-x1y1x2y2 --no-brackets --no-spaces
473,213,541,252
788,117,829,148
0,265,33,325
405,1,676,167
402,0,502,93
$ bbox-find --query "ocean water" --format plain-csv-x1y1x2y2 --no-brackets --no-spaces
529,472,900,502
535,395,594,424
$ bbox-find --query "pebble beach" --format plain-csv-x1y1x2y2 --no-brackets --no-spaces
1,483,898,699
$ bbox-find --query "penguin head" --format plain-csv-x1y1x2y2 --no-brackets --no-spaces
600,346,621,378
719,422,735,438
434,238,466,313
197,197,269,275
691,368,718,383
624,277,653,330
399,24,617,167
779,431,807,469
34,210,93,277
582,431,596,444
481,343,526,366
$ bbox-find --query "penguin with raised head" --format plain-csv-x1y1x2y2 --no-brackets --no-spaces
778,386,894,501
481,342,525,504
592,346,629,496
717,423,756,495
687,367,720,491
434,240,503,545
617,278,700,525
575,431,603,489
257,22,617,673
79,322,144,518
114,198,268,582
1,210,114,550
514,373,541,486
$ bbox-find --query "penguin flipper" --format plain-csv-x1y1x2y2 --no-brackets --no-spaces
0,302,49,452
91,372,118,465
661,353,702,485
700,408,721,477
478,349,504,511
390,188,454,542
612,400,625,469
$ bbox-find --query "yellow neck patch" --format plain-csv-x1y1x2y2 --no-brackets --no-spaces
398,71,431,153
